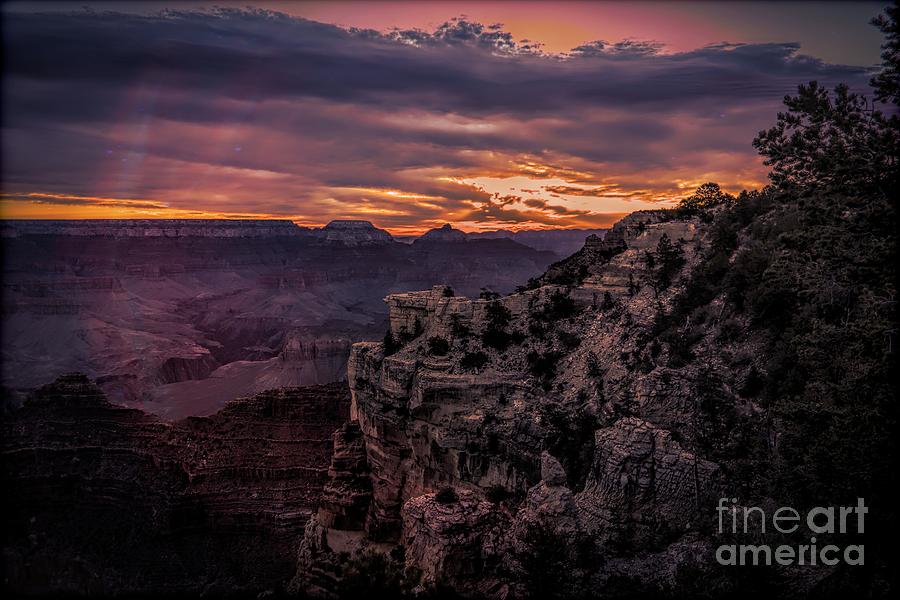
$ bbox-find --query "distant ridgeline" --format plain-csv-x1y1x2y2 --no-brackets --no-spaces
1,219,607,257
0,219,392,243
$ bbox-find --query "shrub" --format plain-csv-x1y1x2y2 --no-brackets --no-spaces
557,330,581,352
427,336,450,356
383,330,401,355
600,291,616,310
528,350,562,387
527,319,546,339
544,290,577,320
485,300,512,329
449,314,470,338
586,352,603,380
442,286,455,297
516,277,541,293
627,273,639,295
482,300,514,350
532,290,578,322
486,485,508,504
435,486,458,504
482,328,511,351
738,365,765,398
460,350,489,370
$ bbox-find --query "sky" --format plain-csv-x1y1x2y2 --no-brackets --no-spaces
0,1,889,234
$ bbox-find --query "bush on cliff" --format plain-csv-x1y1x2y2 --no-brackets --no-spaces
460,350,489,371
675,181,735,219
383,330,401,355
435,487,459,504
427,336,450,356
482,300,515,351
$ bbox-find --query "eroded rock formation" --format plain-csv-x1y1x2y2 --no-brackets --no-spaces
1,219,557,417
287,210,743,597
2,373,350,596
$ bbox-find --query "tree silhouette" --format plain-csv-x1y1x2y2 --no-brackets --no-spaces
677,182,734,216
752,81,899,197
871,1,900,105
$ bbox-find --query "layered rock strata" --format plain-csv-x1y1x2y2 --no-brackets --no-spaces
290,210,737,597
2,373,351,596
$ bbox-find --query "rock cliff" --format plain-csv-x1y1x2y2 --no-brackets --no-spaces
1,219,556,417
2,373,350,596
290,206,845,597
317,220,394,246
286,211,726,595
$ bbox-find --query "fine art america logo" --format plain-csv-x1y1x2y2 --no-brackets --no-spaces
715,498,867,566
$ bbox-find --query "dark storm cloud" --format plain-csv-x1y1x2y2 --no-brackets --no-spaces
0,7,878,227
4,9,870,114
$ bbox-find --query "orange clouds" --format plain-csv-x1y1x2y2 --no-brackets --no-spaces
1,8,866,232
0,193,295,221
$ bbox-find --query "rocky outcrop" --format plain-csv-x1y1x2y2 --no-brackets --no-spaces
414,223,468,243
349,323,541,542
156,351,220,384
602,210,672,245
401,490,505,591
317,422,373,530
293,210,740,597
344,218,696,541
575,418,720,546
2,373,351,596
316,220,394,245
280,333,351,364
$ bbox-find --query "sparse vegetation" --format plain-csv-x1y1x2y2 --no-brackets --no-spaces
527,350,562,389
531,289,578,322
460,350,489,370
435,486,458,504
643,233,685,294
427,336,450,356
383,330,401,355
482,300,514,351
556,330,581,352
449,314,470,338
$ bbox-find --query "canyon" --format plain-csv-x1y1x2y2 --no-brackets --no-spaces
1,219,573,419
0,210,738,596
3,202,890,597
290,210,730,597
3,373,350,595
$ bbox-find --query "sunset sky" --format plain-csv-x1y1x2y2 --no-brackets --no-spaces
1,1,888,234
